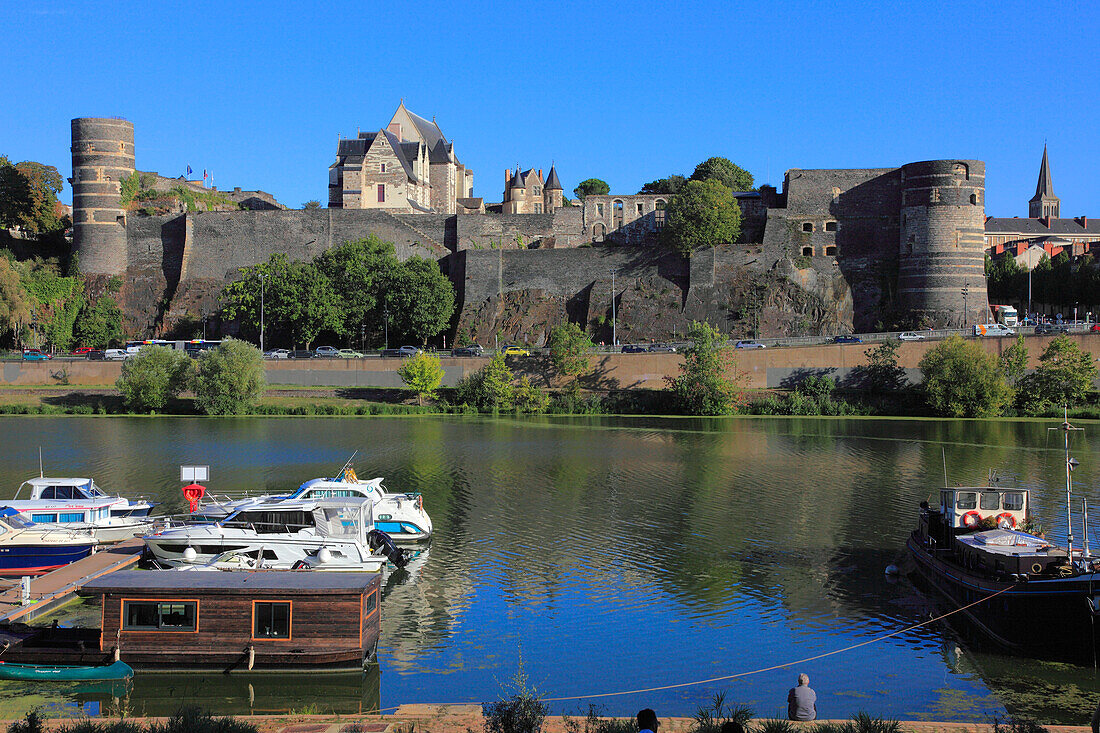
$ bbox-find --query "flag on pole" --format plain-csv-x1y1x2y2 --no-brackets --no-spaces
203,169,208,188
186,165,192,176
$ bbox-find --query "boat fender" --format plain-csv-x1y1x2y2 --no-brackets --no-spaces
416,494,423,511
996,513,1017,529
961,511,981,528
113,646,120,662
183,547,197,563
885,564,899,576
1031,562,1043,574
247,644,254,671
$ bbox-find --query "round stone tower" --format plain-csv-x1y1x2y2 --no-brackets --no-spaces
898,160,988,328
71,117,134,276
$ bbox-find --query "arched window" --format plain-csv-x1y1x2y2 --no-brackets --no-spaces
802,246,814,257
954,162,969,180
825,245,837,256
613,200,624,228
655,199,666,210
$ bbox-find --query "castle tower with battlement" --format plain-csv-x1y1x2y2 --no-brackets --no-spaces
898,160,988,327
71,117,134,276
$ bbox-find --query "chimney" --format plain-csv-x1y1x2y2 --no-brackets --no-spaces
505,169,510,184
539,169,543,180
1077,216,1087,228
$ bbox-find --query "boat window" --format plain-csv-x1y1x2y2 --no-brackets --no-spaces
59,512,85,523
1003,492,1025,511
227,510,313,534
365,590,377,614
124,601,197,631
956,492,976,510
980,492,1000,510
4,515,36,529
253,601,291,639
31,513,58,523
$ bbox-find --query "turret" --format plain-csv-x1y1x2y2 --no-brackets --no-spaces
898,160,988,328
544,164,563,211
71,118,134,276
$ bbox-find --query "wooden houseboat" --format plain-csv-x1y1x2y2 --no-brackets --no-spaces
0,571,380,672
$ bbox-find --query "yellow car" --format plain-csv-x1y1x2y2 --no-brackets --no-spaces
502,345,530,357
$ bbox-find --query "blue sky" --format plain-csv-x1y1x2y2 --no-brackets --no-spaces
3,0,1097,217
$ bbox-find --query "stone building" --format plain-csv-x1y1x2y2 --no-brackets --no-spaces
500,166,563,214
986,147,1100,264
328,102,474,214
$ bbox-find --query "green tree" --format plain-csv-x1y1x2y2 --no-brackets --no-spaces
1000,334,1029,387
918,335,1011,417
573,178,610,200
73,295,125,348
638,175,686,195
455,352,515,411
659,179,743,256
303,200,321,209
0,256,31,344
513,375,549,413
382,256,455,345
397,352,444,406
665,320,746,415
315,236,400,344
1023,335,1097,408
860,341,907,392
690,157,754,192
0,158,66,236
115,346,193,412
546,322,593,384
193,339,267,415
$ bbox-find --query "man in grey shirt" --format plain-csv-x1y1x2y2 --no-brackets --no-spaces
788,673,817,721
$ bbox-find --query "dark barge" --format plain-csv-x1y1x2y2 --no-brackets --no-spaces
0,570,381,672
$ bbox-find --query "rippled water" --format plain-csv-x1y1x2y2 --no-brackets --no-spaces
1,416,1098,722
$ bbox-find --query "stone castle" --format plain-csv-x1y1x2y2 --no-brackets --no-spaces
70,110,994,344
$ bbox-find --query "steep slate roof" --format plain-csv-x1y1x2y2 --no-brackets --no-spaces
382,129,418,183
545,165,562,190
1033,145,1055,199
510,167,525,189
985,217,1100,236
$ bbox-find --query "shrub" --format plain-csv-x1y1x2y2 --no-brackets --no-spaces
666,321,747,415
193,339,266,416
848,713,900,733
919,335,1011,417
483,664,549,733
397,352,444,406
690,692,752,733
757,721,797,733
116,346,193,412
547,322,594,383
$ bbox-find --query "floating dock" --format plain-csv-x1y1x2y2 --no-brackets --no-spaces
0,537,143,623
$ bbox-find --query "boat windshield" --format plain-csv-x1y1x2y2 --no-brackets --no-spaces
0,512,37,530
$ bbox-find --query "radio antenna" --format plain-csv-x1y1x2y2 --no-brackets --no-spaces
38,447,43,478
942,447,948,488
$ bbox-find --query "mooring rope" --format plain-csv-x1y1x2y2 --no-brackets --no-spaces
371,582,1017,714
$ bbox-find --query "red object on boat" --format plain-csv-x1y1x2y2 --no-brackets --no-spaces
181,483,206,512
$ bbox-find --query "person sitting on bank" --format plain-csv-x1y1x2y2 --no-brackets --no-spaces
787,673,817,721
637,708,659,733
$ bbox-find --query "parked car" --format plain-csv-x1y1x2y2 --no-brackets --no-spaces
314,346,340,358
263,348,290,359
397,346,422,357
104,349,128,361
502,345,530,357
1091,324,1100,333
71,346,93,356
337,349,364,358
621,344,648,354
973,323,1014,337
898,332,925,341
833,335,863,344
288,350,314,359
22,349,50,361
85,350,105,361
648,343,676,353
452,344,485,357
1035,323,1069,335
734,340,766,349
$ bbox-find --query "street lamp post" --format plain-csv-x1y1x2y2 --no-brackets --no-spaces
383,308,389,350
259,273,265,353
1027,265,1032,326
962,283,969,327
610,268,617,347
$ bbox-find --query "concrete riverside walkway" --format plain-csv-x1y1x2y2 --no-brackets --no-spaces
0,710,1090,733
0,537,143,623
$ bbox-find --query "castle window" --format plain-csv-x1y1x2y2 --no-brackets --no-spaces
377,184,385,203
825,245,837,256
970,193,978,205
381,163,386,173
655,199,666,210
593,224,606,242
930,188,940,203
802,246,814,257
637,203,644,215
802,222,813,233
954,162,969,180
535,203,542,214
597,203,604,217
824,221,837,232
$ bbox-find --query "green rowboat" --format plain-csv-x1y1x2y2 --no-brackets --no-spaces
0,660,134,681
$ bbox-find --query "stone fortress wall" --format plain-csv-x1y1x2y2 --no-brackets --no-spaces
70,117,990,341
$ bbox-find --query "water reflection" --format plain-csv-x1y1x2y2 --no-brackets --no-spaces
1,416,1099,721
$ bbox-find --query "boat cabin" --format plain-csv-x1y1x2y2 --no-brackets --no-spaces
75,570,381,671
292,475,386,504
940,487,1029,530
12,478,119,525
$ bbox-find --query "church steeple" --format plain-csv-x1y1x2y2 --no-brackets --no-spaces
1029,145,1060,219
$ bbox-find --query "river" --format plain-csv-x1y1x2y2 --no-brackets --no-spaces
0,416,1097,723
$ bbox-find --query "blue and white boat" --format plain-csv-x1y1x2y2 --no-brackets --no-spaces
10,477,158,542
0,508,98,575
190,468,432,542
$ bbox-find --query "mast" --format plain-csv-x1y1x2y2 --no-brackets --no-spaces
1049,407,1082,560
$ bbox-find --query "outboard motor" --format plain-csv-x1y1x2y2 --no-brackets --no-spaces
368,528,410,568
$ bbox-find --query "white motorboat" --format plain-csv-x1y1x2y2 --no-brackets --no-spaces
190,467,432,542
143,498,409,569
0,508,99,576
9,477,158,542
175,546,388,573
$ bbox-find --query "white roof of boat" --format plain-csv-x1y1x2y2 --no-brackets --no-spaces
80,569,379,593
958,529,1057,556
22,478,93,485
